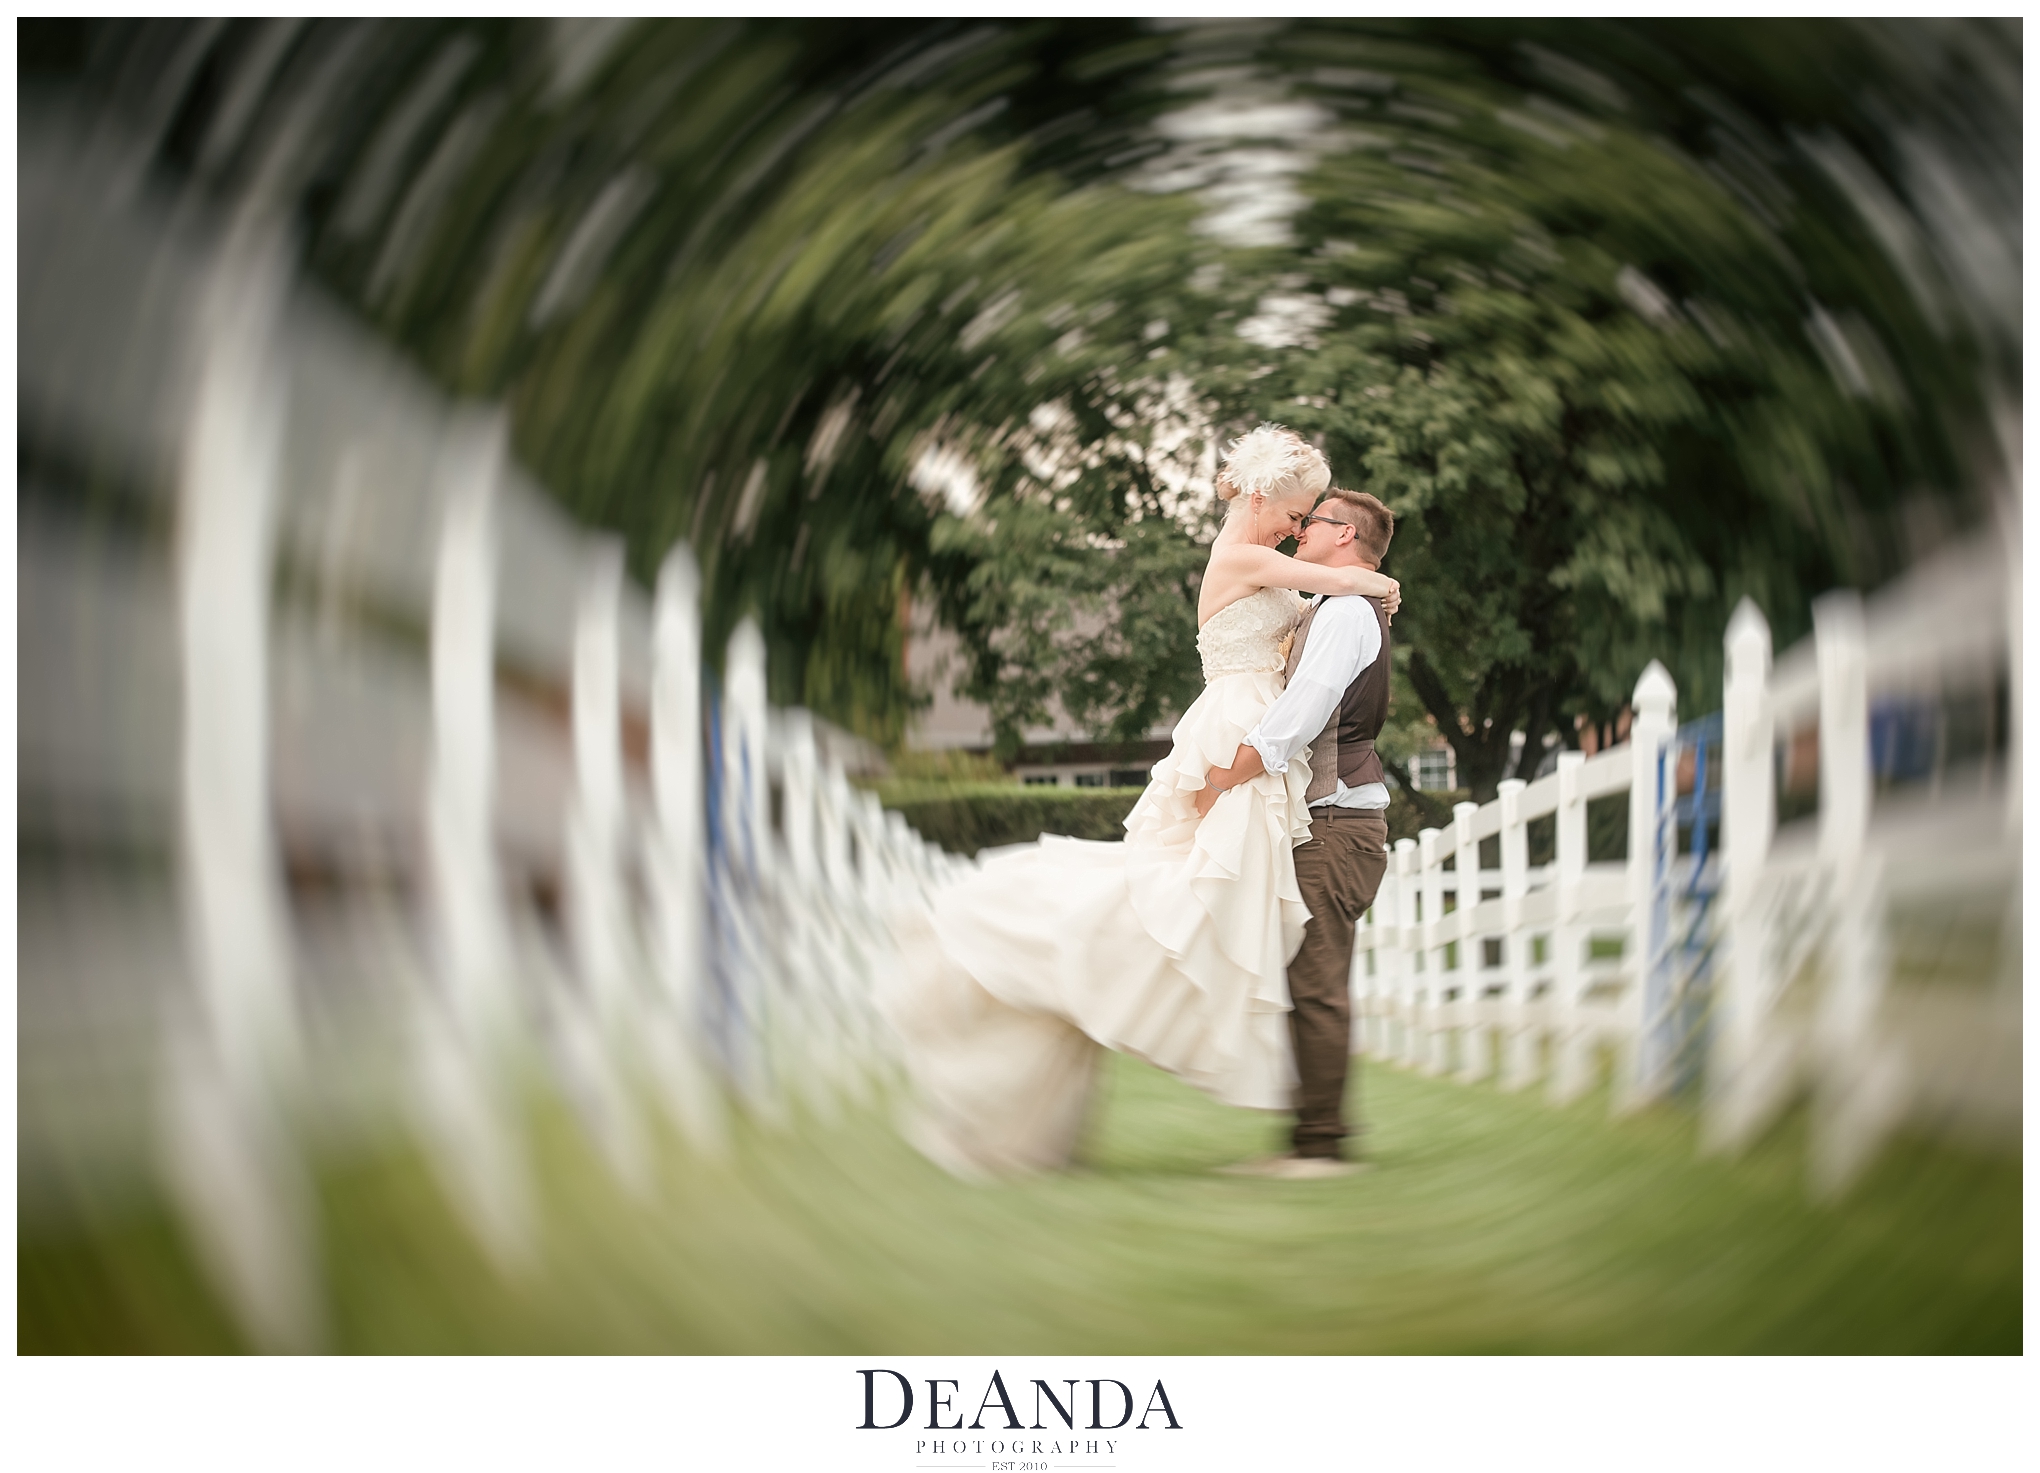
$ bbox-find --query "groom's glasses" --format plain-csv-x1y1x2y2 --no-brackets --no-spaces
1298,513,1350,534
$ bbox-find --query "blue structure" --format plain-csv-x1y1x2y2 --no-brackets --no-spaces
1644,710,1723,1097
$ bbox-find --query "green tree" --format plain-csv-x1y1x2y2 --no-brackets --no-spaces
58,19,2006,769
921,362,1238,759
281,18,1204,740
875,20,1998,797
1189,20,1988,801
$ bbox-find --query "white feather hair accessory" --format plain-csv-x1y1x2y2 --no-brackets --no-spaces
1218,422,1320,500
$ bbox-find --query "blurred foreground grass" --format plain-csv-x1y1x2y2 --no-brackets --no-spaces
20,1055,2018,1353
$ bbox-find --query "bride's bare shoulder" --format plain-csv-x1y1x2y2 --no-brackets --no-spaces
1198,543,1276,624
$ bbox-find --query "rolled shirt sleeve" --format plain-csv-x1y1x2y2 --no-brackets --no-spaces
1244,596,1382,774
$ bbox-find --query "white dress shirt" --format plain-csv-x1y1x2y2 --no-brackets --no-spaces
1245,594,1390,810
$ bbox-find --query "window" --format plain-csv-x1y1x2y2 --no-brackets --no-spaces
1073,771,1108,788
1109,769,1149,788
1023,774,1059,787
1412,748,1455,791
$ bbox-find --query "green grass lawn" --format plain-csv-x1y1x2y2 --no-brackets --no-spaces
19,1054,2019,1353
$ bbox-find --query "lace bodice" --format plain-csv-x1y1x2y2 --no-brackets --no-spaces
1197,587,1303,681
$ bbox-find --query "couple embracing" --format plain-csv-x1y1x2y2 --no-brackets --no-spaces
882,425,1400,1180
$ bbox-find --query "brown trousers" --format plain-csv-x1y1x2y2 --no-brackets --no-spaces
1287,808,1391,1158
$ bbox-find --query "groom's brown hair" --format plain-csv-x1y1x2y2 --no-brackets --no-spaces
1316,490,1394,563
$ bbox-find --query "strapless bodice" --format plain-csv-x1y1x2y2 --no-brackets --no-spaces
1197,587,1303,680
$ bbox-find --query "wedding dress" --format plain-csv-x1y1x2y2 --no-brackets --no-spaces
879,586,1316,1177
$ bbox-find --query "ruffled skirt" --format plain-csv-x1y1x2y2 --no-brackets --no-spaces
877,671,1314,1177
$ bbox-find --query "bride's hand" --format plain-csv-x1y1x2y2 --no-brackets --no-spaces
1194,784,1219,819
1335,566,1400,619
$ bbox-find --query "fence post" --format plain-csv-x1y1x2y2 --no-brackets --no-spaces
1496,777,1534,1090
715,619,776,1109
426,409,515,1041
1392,837,1419,1065
650,544,705,1011
164,224,319,1351
557,534,651,1191
566,537,631,1021
1814,593,1869,870
1417,826,1446,1073
416,406,534,1273
1807,590,1896,1194
1452,800,1485,1081
647,542,721,1149
1357,857,1392,1059
779,709,822,890
175,235,298,1105
723,619,772,879
1705,599,1777,1153
1812,591,1871,1081
1623,661,1678,1109
1352,878,1380,1058
1548,750,1590,1104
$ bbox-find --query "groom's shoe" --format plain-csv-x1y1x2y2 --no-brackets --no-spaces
1216,1153,1367,1180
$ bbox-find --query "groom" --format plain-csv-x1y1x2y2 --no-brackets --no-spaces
1201,489,1395,1179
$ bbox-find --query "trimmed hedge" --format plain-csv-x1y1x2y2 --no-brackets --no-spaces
874,783,1145,857
875,781,1451,858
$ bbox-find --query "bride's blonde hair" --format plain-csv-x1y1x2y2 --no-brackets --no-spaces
1215,423,1330,504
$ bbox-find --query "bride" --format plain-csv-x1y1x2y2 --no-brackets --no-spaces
879,425,1401,1178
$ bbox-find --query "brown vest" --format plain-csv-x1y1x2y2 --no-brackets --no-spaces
1281,594,1391,804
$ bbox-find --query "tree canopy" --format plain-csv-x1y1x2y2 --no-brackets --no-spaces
32,19,2014,782
910,20,2009,796
1237,19,1996,798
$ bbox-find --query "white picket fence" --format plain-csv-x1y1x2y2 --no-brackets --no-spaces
1355,664,1683,1111
1355,521,2021,1196
21,120,957,1348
